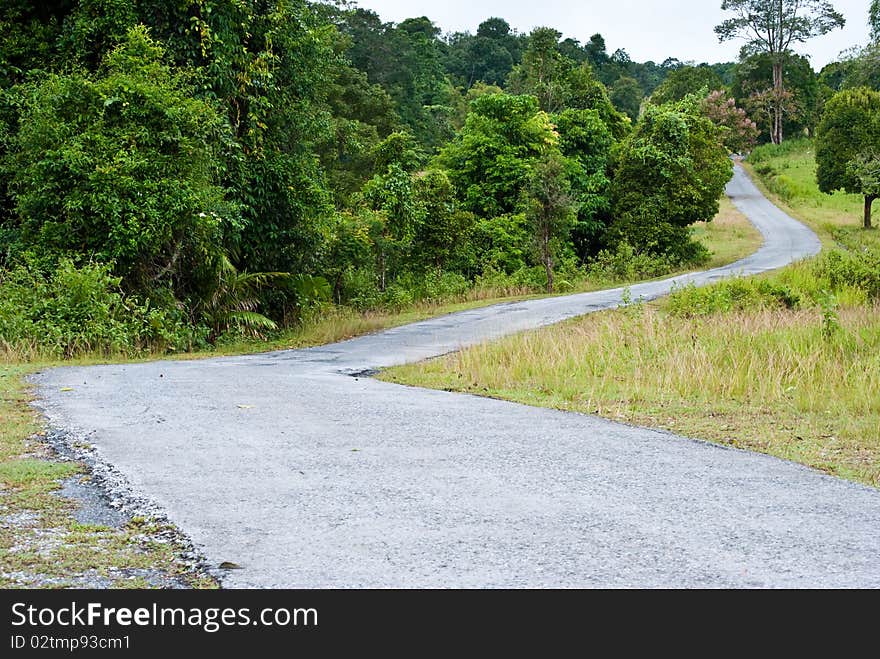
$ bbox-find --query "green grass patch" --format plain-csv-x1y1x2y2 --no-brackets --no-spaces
0,460,79,488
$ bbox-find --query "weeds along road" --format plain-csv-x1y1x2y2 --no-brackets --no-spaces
34,165,880,588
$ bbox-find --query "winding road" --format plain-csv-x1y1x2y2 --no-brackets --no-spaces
34,166,880,588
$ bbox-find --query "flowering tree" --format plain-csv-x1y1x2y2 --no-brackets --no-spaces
702,90,759,153
744,87,801,143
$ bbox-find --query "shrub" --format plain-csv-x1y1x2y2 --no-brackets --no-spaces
668,278,801,317
667,245,880,318
812,247,880,299
0,259,201,359
586,241,679,284
7,27,234,302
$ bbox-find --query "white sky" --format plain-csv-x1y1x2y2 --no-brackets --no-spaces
351,0,872,68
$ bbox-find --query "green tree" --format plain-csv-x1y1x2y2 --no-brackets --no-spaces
585,34,609,70
816,87,880,228
610,76,644,122
0,1,66,87
360,133,422,290
521,151,576,293
715,0,844,144
553,108,614,260
839,46,880,91
650,65,723,105
565,63,631,139
331,8,455,149
7,27,234,302
444,17,524,87
318,60,400,207
412,169,475,271
438,93,558,218
506,27,572,113
610,96,733,261
872,0,880,42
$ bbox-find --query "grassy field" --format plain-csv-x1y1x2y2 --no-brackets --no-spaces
384,141,880,488
0,195,760,588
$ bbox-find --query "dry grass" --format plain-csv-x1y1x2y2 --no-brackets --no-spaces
384,303,880,486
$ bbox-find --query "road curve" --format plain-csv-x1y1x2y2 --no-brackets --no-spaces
34,166,880,588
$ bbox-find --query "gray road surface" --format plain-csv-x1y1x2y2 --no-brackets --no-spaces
33,166,880,588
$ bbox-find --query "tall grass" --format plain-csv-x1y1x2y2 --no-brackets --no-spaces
387,303,880,485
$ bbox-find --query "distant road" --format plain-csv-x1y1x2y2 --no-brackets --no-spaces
36,166,880,588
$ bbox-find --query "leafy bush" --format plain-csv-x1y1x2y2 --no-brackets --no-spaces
470,214,532,275
0,259,202,359
812,248,880,299
586,241,679,284
338,267,382,310
7,27,234,302
668,245,880,318
668,279,801,317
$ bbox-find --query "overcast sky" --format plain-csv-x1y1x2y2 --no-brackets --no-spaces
351,0,872,68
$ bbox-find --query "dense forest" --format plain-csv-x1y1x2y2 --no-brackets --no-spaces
0,1,877,356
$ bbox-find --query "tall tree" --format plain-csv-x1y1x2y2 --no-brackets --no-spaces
438,93,557,218
610,76,643,121
521,152,576,293
506,27,572,113
733,52,818,141
610,96,732,262
715,0,844,144
650,65,724,105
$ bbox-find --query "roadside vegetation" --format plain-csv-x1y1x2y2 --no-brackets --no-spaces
384,140,880,487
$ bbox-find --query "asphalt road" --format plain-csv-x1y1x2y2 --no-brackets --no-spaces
33,166,880,587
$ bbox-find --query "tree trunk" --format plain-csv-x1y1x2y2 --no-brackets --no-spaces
543,228,554,294
544,254,554,294
772,60,784,145
866,195,876,229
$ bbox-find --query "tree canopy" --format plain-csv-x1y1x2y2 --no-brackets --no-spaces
816,87,880,228
610,96,733,262
716,0,844,144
